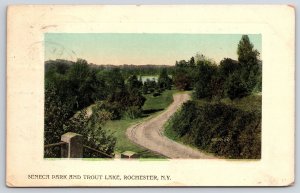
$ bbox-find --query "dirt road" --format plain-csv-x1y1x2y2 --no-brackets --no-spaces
126,93,214,159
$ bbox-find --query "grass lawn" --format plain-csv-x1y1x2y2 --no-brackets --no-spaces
143,89,177,112
102,89,178,159
164,120,180,142
190,94,262,112
103,118,164,158
220,94,262,112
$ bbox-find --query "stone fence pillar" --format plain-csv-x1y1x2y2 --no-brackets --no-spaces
61,132,83,158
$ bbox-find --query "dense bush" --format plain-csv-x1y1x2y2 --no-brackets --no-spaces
123,106,143,119
225,73,250,100
93,101,122,120
167,101,261,159
64,110,116,158
142,79,158,94
45,108,116,158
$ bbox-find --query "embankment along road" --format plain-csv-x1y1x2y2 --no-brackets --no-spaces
126,93,214,159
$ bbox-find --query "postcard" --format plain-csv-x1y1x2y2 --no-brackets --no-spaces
6,5,295,187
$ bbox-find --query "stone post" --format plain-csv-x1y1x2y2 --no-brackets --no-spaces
61,132,83,158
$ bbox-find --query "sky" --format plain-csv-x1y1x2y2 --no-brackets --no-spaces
44,33,262,65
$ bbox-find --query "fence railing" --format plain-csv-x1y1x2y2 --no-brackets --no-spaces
44,132,113,158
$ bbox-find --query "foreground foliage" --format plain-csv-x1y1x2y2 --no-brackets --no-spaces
44,59,173,158
165,100,261,159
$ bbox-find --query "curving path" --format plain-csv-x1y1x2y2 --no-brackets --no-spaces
126,93,215,159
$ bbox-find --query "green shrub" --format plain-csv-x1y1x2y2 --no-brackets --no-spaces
123,106,143,119
167,101,261,159
94,101,122,120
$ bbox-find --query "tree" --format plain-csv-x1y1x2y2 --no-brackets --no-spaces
93,71,108,100
188,57,195,67
44,78,116,158
237,35,259,65
67,59,90,83
194,61,218,99
174,73,191,90
44,84,71,144
127,75,143,91
158,68,172,90
104,68,130,109
225,73,250,100
128,88,146,108
143,79,157,94
219,58,240,78
45,59,72,75
237,35,262,92
67,59,94,109
173,61,192,91
195,53,206,63
104,68,126,93
44,83,74,157
175,60,188,67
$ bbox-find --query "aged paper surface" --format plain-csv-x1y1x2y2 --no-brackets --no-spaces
6,5,294,186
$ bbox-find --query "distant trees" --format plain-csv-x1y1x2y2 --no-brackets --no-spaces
118,64,173,79
45,59,71,74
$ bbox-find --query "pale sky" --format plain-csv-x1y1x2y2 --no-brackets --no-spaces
45,33,262,65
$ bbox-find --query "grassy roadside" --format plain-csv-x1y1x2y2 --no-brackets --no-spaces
102,118,163,158
102,89,178,158
220,94,262,112
143,89,177,111
191,94,261,111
